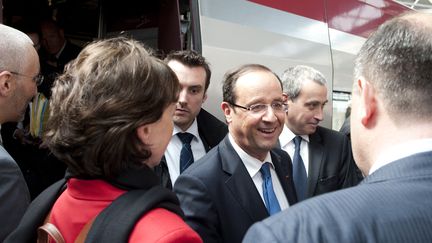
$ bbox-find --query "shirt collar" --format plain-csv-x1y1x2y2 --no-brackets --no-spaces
370,138,432,174
279,124,309,147
228,134,273,178
56,41,67,59
172,119,199,140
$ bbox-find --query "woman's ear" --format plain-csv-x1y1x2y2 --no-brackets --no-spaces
136,124,151,145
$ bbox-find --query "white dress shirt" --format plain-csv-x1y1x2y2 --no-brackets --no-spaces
229,134,290,210
279,125,310,175
165,119,206,186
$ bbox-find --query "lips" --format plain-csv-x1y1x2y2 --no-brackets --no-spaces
175,108,189,115
257,127,279,139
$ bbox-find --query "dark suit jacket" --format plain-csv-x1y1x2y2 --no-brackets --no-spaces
40,41,82,98
154,108,228,189
244,151,432,243
0,146,30,241
174,136,298,243
305,126,362,198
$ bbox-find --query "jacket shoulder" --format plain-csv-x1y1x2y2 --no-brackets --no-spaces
130,208,202,243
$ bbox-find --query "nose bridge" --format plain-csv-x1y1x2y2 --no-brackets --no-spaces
178,88,188,102
262,104,277,121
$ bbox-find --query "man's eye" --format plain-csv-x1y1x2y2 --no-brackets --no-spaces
272,103,283,109
190,88,199,94
250,104,267,112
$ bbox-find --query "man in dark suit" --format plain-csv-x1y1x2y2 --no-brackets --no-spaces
0,24,35,241
244,12,432,242
279,65,361,201
39,18,81,98
174,64,297,243
155,50,227,189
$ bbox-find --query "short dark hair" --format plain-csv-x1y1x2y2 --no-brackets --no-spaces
164,50,211,91
222,64,282,105
354,12,432,122
44,37,180,179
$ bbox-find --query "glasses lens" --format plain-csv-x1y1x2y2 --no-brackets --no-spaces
271,102,287,112
35,74,44,86
249,104,268,114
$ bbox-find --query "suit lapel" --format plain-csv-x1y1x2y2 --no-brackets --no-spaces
219,137,269,222
308,131,324,196
271,150,298,205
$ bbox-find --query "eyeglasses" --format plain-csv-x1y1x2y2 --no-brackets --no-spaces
10,71,44,86
230,102,288,115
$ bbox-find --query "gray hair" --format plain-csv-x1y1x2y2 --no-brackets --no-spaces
0,24,34,72
281,65,327,100
353,12,432,122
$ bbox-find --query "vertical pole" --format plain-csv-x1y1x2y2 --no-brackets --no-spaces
0,0,3,24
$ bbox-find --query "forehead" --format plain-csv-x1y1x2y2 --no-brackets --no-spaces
297,79,327,101
235,70,282,103
167,60,206,87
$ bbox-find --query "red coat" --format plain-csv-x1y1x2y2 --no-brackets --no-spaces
49,178,202,243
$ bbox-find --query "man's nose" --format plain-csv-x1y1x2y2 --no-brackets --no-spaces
314,108,324,121
178,89,188,103
262,105,278,122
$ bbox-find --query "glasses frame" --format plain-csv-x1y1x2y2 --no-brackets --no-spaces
10,71,44,86
229,102,288,114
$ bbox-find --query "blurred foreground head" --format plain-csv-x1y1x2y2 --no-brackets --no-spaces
351,12,432,175
45,37,180,179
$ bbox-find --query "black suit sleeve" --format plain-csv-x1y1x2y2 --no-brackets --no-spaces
174,173,220,243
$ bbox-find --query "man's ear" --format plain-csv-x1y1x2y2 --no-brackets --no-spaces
0,71,14,96
282,93,288,102
357,78,377,127
202,92,208,103
221,102,232,124
136,124,151,145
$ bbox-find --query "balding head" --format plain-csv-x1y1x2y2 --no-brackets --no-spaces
0,24,35,73
0,24,39,124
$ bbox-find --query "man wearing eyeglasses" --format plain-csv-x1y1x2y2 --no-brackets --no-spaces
279,65,362,202
0,24,36,241
174,64,297,243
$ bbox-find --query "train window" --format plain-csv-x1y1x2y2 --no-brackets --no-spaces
1,0,195,55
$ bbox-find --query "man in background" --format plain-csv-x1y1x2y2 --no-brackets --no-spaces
154,50,227,188
244,12,432,242
0,23,36,241
279,65,361,201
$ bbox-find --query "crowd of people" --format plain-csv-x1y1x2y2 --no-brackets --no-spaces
0,11,431,243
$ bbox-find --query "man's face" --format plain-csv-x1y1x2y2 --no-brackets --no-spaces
40,22,65,55
223,70,285,161
285,79,327,135
10,48,39,122
168,60,207,131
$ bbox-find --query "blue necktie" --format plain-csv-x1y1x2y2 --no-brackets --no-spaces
293,136,307,201
260,162,281,215
177,132,194,173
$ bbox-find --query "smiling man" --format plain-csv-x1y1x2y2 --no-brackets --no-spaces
154,50,227,189
174,64,297,243
279,65,362,201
